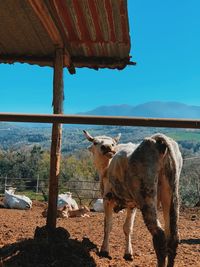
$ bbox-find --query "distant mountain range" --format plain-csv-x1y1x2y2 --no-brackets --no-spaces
78,101,200,119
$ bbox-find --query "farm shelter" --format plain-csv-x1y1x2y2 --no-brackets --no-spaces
0,2,200,267
0,0,135,230
0,0,200,232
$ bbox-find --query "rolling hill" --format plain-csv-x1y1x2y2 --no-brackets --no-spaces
78,101,200,119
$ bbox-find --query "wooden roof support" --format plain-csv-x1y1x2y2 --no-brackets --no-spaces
47,48,64,230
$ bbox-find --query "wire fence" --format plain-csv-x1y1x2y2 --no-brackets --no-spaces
0,176,101,205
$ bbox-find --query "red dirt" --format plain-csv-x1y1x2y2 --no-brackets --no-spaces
0,201,199,267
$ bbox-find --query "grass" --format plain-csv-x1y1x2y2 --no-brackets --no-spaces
165,130,200,142
15,191,45,201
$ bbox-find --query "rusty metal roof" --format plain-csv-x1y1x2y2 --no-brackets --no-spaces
0,0,134,73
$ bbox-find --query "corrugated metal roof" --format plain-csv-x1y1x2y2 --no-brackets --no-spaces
0,1,55,64
0,0,134,72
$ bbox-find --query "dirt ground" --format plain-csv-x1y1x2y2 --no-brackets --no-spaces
0,201,199,267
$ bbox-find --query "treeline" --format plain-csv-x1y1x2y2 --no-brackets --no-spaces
0,146,97,180
0,144,200,206
0,146,97,195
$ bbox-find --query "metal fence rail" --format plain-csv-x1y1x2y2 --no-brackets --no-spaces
1,113,200,128
0,176,101,204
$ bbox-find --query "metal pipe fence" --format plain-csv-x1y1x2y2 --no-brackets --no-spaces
1,113,200,129
0,176,101,204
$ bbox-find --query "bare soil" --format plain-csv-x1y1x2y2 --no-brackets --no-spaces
0,201,199,267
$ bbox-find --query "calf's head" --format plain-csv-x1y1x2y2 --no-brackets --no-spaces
83,130,121,160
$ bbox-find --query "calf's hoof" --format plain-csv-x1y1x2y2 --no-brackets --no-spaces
99,250,112,260
123,253,133,261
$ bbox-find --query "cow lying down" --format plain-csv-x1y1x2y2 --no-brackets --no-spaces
42,205,90,218
59,205,90,218
4,188,32,210
84,131,182,267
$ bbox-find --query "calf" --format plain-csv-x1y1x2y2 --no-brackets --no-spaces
83,130,138,260
67,205,90,218
84,131,182,267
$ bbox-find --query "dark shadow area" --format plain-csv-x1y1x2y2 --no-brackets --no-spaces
0,226,98,267
180,238,200,245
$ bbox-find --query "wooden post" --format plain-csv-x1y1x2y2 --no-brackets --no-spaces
47,48,64,230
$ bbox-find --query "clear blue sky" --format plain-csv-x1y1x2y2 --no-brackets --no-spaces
0,0,200,114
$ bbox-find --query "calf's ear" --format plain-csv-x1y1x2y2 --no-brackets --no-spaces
114,133,121,143
83,130,94,142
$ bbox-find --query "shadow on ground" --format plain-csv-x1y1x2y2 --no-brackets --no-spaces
0,226,98,267
180,238,200,245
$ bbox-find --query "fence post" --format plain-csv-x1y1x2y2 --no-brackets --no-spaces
4,175,7,191
35,174,39,200
36,174,39,193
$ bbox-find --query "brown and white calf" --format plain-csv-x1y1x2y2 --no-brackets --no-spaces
84,131,182,267
83,130,138,259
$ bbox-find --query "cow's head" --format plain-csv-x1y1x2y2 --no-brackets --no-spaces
83,130,121,159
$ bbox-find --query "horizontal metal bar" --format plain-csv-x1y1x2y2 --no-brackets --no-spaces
66,188,100,192
0,113,200,129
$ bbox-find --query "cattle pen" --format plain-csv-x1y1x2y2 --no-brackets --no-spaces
0,0,200,231
0,1,200,266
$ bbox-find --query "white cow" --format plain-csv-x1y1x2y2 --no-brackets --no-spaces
83,130,138,260
84,130,182,267
4,188,32,210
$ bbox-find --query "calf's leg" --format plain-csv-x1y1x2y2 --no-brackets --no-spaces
100,199,115,259
160,175,179,267
123,207,137,261
141,203,167,267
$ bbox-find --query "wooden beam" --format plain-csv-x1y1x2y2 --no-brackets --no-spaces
1,113,200,129
0,55,54,67
0,55,135,70
46,48,64,230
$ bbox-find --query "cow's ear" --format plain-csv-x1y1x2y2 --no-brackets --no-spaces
83,130,94,142
114,133,121,143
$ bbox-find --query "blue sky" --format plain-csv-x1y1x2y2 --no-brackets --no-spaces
0,0,200,114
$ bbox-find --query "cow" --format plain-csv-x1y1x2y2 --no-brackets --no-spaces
67,205,90,218
83,130,182,267
43,205,90,219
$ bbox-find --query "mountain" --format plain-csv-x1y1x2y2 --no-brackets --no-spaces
78,101,200,119
79,104,133,116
